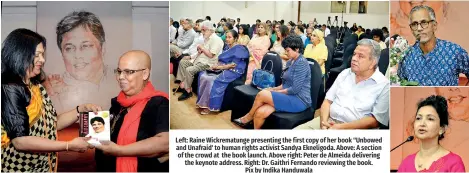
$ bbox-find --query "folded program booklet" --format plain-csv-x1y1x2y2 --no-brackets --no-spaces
79,111,111,146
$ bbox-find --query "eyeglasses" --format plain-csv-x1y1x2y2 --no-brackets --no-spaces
114,68,146,77
409,20,434,31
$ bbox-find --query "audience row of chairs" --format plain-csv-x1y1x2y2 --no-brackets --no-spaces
173,25,389,129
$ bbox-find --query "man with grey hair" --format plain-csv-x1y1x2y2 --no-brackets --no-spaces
295,39,389,130
44,10,119,114
398,5,469,86
172,18,196,51
170,19,205,78
174,20,224,101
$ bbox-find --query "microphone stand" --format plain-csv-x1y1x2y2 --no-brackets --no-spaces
391,136,414,152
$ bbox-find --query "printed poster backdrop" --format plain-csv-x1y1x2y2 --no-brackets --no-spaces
37,2,132,171
390,87,469,170
37,1,132,115
390,1,469,50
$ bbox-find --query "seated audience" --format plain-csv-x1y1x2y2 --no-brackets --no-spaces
398,5,469,86
245,22,271,84
304,29,328,75
95,50,169,172
295,25,307,45
171,19,197,51
170,18,177,43
270,25,289,69
382,27,389,38
304,27,313,48
355,26,364,38
234,36,311,129
196,30,249,114
170,19,204,77
371,28,386,50
271,23,280,43
174,21,224,101
216,18,226,36
221,22,234,42
321,24,330,37
397,95,466,172
237,24,251,46
295,39,389,129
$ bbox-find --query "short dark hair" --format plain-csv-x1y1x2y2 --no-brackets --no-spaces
371,29,385,41
196,19,204,24
56,11,105,52
416,95,449,140
381,27,389,33
256,19,261,23
237,18,240,22
2,28,47,85
90,116,105,125
297,25,305,33
322,24,326,27
239,24,249,35
221,18,227,22
281,35,304,54
206,16,211,21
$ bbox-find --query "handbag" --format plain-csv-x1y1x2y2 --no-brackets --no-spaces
252,60,275,89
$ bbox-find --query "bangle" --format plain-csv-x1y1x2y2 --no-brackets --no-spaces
66,142,69,151
76,105,80,113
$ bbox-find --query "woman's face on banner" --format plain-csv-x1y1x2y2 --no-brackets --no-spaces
92,121,104,133
60,26,104,81
436,88,469,121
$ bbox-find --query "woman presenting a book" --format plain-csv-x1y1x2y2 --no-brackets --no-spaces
1,29,101,172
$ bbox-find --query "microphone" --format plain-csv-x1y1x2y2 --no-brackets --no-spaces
390,136,414,152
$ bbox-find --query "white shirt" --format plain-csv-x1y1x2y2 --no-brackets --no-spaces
170,25,177,43
183,32,204,60
325,68,389,126
325,28,331,37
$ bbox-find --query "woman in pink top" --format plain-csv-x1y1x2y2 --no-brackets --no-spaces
398,95,466,172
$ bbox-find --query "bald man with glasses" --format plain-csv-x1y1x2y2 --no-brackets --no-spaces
398,5,469,86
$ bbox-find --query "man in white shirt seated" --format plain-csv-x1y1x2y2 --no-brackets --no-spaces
171,18,196,52
170,19,205,79
174,20,224,101
321,24,330,37
295,39,389,129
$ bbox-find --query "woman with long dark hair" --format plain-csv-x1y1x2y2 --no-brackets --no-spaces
1,28,100,172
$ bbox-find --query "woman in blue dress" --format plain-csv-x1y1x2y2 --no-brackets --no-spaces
234,35,311,129
196,30,249,114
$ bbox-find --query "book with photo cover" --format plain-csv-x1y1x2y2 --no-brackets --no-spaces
79,111,111,146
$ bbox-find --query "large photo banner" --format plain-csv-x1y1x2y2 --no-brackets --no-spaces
36,2,132,171
37,1,132,115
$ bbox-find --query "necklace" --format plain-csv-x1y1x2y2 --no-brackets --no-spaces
417,146,440,169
